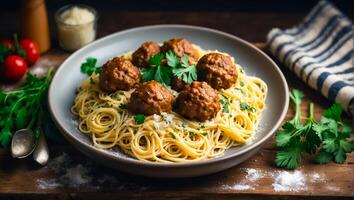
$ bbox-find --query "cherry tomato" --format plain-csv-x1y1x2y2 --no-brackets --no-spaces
0,39,14,50
20,39,40,66
2,55,27,82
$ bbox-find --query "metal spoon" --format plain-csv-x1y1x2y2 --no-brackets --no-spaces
11,129,36,158
32,128,49,165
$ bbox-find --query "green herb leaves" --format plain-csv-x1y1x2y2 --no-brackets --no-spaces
141,53,171,86
134,114,145,124
0,69,54,147
275,89,353,169
80,57,102,76
219,94,232,113
169,53,197,84
240,102,256,112
141,51,198,86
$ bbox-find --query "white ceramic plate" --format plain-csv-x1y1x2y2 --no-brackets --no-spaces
49,25,289,178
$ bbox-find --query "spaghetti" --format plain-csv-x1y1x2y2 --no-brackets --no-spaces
72,46,267,163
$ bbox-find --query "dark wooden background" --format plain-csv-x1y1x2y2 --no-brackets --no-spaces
0,0,353,199
1,0,353,43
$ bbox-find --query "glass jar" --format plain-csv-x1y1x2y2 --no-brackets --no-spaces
55,4,98,51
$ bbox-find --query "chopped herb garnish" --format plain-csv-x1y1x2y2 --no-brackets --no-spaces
80,57,102,76
134,114,145,124
169,52,198,84
141,53,172,87
170,132,176,139
240,81,245,87
202,132,208,136
189,132,195,137
119,104,127,110
240,102,256,112
141,51,198,86
219,94,232,113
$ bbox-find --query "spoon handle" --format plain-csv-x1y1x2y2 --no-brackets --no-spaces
33,128,49,165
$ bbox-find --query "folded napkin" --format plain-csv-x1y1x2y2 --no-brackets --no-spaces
267,0,354,113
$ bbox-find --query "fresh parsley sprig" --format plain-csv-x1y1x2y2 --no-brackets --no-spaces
141,51,198,86
80,57,102,76
141,53,172,87
0,69,54,147
167,51,197,84
275,89,353,169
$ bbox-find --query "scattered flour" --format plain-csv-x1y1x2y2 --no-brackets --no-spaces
222,168,263,191
37,153,94,189
225,184,255,191
272,170,306,192
326,185,341,192
244,168,262,182
36,152,147,190
222,168,327,193
309,173,325,183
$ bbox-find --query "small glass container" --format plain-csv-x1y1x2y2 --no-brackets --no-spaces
55,4,98,51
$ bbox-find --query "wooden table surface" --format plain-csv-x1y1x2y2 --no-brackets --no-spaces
0,7,353,200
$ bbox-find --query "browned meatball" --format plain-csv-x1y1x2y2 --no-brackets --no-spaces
171,78,187,92
99,57,141,93
132,41,161,67
197,53,238,90
161,38,199,64
128,81,174,115
174,81,220,122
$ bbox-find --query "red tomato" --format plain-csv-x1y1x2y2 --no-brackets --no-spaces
2,55,27,82
0,39,14,50
20,39,40,66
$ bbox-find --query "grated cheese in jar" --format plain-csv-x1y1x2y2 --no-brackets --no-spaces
56,5,97,51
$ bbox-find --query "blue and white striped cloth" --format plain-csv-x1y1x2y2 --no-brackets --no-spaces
267,0,354,113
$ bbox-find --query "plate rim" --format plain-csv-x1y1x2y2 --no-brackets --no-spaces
48,24,289,168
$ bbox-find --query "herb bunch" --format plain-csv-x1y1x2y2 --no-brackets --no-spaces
141,50,198,86
275,89,353,169
0,69,54,147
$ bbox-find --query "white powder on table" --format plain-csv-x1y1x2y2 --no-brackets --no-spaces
221,168,263,191
272,170,306,192
244,168,262,182
37,152,150,191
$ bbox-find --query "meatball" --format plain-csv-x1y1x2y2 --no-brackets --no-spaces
197,53,238,90
174,81,220,122
161,38,199,64
128,81,174,115
99,57,141,93
171,78,187,92
132,41,161,67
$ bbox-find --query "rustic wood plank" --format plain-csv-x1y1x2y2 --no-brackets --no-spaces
0,43,353,200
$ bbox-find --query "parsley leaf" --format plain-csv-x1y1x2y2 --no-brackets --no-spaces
166,51,197,84
219,95,232,113
80,57,102,76
240,102,256,112
275,89,353,169
141,53,172,87
324,103,343,122
166,50,179,68
134,114,145,125
0,69,54,147
141,51,197,86
154,65,172,86
276,147,302,169
170,132,176,139
315,150,332,164
149,53,164,66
